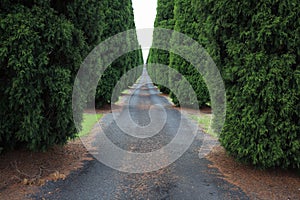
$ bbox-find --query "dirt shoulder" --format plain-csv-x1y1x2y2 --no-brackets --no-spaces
0,107,111,200
2,141,299,200
206,146,300,200
0,139,90,200
174,104,300,199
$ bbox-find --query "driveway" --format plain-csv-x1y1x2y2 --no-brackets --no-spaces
32,68,248,200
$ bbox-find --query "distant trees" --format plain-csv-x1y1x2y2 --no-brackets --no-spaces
148,0,299,168
147,0,175,94
94,0,143,108
0,0,143,151
168,0,209,107
147,0,210,108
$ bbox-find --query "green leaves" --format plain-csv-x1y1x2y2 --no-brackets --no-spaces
0,0,143,151
93,0,143,108
200,0,300,169
150,0,299,169
0,2,86,151
147,0,175,94
147,0,210,108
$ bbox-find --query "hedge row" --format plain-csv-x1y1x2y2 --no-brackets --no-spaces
94,0,143,108
147,0,210,108
0,0,143,151
195,0,300,169
147,0,175,94
148,0,299,168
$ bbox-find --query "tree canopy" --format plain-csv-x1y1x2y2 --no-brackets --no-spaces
0,0,143,151
148,0,299,168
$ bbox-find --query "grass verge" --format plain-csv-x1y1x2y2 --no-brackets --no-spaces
189,113,217,138
77,113,103,137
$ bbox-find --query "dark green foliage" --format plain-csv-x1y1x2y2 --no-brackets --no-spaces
0,2,86,151
149,0,299,168
168,0,210,108
0,0,143,151
147,0,175,94
50,0,105,53
94,0,143,108
193,0,300,168
147,0,210,108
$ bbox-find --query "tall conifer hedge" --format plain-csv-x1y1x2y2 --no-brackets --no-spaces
168,0,209,108
148,0,299,168
94,0,143,108
147,0,175,94
0,0,143,151
148,0,210,108
192,0,300,168
0,2,86,151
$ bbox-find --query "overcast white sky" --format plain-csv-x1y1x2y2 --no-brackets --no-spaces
132,0,157,63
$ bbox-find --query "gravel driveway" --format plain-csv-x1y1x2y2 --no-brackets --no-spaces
32,69,248,200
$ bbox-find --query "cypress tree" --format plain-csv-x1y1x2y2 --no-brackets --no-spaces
147,0,175,94
50,0,105,53
0,0,143,151
168,0,209,107
193,0,300,168
95,0,143,108
0,1,86,151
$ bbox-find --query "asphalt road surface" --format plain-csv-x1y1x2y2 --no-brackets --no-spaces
32,68,248,200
